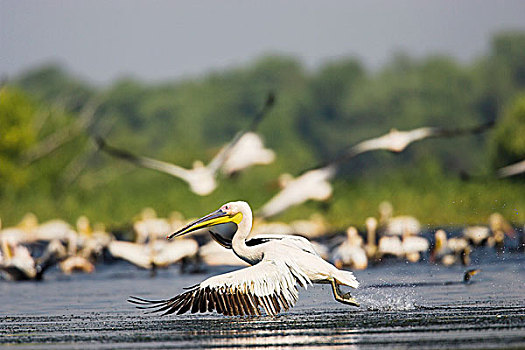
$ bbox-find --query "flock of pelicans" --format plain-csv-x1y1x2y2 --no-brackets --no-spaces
90,93,522,219
3,93,524,316
1,199,521,316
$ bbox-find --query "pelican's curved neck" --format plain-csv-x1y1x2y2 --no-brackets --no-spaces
231,206,261,265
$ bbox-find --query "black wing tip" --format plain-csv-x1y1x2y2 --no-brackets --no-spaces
92,135,106,149
127,295,167,305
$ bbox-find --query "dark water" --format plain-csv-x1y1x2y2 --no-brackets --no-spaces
1,252,524,349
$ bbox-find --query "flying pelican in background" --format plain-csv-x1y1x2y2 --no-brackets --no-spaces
129,201,360,316
95,93,275,196
258,120,494,218
257,166,336,218
220,132,276,176
349,121,494,154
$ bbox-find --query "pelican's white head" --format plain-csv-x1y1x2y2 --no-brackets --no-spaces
167,201,251,240
365,217,378,232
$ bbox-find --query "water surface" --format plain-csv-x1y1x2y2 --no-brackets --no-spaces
1,253,524,349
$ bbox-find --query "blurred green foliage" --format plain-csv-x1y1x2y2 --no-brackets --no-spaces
1,32,524,228
0,87,37,189
491,94,525,168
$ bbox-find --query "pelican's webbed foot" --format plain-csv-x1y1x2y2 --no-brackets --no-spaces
331,279,360,307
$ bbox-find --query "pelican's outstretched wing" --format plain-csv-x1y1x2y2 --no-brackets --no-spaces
351,127,435,154
95,137,192,181
128,256,306,316
206,92,275,175
329,120,496,167
498,159,525,178
429,120,495,138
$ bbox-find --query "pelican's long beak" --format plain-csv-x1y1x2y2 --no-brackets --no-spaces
167,209,242,240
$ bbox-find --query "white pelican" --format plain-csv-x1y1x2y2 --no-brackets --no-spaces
129,201,360,316
0,238,37,280
431,229,471,266
133,208,172,243
257,166,335,218
0,238,67,281
51,217,97,275
364,217,378,259
78,222,113,261
108,238,198,271
498,159,525,178
0,213,39,244
220,132,275,176
59,255,95,275
377,235,404,259
33,219,77,254
378,201,421,236
257,120,493,218
463,226,491,247
332,227,368,270
401,234,429,263
351,120,494,154
489,212,515,250
95,93,275,196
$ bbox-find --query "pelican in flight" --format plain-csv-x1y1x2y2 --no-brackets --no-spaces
129,201,360,316
96,93,275,196
257,120,494,218
350,120,494,154
257,166,336,218
220,132,275,176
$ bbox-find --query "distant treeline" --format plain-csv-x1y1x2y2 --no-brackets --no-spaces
1,32,524,227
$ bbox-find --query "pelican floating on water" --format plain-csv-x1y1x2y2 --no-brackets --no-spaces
129,201,360,316
332,227,368,270
378,201,421,236
0,238,67,281
431,229,471,266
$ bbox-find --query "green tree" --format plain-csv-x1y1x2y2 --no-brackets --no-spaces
0,86,37,190
491,93,525,168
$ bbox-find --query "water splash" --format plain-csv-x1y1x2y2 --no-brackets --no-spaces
359,287,418,311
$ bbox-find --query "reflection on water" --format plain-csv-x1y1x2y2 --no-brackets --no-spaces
1,254,524,349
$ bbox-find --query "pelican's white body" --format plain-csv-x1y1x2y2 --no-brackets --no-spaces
221,132,275,175
258,166,335,218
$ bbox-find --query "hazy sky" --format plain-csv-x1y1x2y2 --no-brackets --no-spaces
2,1,525,85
